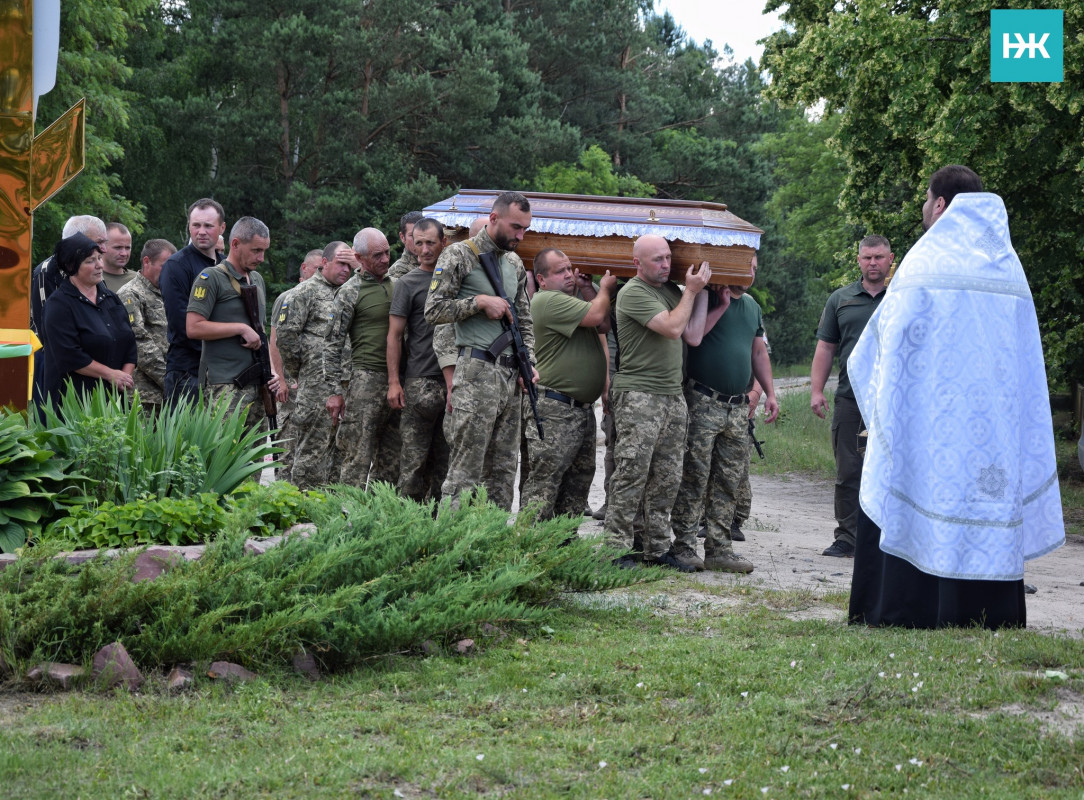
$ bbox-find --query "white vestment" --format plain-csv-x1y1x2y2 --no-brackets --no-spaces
849,192,1064,580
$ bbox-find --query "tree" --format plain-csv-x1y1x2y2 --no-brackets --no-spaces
533,145,654,196
763,0,1084,385
32,0,156,264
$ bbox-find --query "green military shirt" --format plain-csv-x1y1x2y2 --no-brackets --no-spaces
324,269,392,391
612,277,684,396
532,290,606,404
686,293,764,396
423,228,535,360
186,260,267,385
816,279,884,400
390,267,441,380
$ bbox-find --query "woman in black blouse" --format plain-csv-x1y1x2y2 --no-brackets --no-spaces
41,232,137,406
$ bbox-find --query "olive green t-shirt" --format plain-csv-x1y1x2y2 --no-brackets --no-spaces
612,277,683,395
348,271,392,372
186,261,266,385
532,290,606,404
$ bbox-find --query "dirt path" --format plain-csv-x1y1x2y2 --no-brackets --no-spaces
575,420,1084,637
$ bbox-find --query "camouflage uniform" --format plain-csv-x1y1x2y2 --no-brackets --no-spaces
117,273,168,409
423,228,534,511
186,262,268,432
520,288,606,519
604,278,687,560
671,293,765,561
324,269,395,488
270,289,298,472
399,376,449,501
274,271,342,488
671,389,750,556
387,250,419,281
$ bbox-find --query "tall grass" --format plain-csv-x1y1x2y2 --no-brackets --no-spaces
751,388,835,479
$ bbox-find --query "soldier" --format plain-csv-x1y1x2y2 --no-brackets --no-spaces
101,223,135,293
324,227,395,488
162,199,226,405
423,191,537,511
604,234,710,571
298,249,323,282
274,241,354,488
118,239,176,412
387,218,450,502
670,256,779,574
520,249,615,519
185,216,280,429
388,211,423,281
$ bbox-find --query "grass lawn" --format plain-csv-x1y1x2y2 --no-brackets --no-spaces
3,582,1084,798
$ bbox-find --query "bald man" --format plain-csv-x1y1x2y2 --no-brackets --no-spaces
604,235,711,571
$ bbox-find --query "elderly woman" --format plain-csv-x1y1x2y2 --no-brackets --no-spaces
40,232,136,406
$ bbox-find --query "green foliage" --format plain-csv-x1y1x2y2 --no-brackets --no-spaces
226,481,325,537
534,145,654,197
749,389,835,480
32,384,276,505
41,493,226,550
0,485,648,674
763,0,1084,385
0,412,85,554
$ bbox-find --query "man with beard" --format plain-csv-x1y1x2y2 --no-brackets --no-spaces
810,235,892,558
847,165,1064,628
669,255,778,573
274,241,355,488
424,191,537,510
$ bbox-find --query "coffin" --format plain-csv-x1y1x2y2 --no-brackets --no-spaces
422,190,762,286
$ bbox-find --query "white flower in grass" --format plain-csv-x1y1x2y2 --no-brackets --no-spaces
878,672,885,678
598,761,607,769
761,788,769,795
909,758,922,766
699,768,708,774
842,784,851,790
829,743,838,750
723,779,733,786
476,754,484,761
703,790,712,796
853,748,861,754
895,765,902,772
741,691,749,698
636,681,645,688
394,791,405,798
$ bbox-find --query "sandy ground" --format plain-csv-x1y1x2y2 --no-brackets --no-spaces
567,393,1084,638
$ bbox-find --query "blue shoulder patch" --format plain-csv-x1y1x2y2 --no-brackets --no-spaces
198,271,209,280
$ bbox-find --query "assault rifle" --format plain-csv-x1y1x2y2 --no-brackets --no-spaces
474,248,543,441
237,281,278,430
748,417,765,460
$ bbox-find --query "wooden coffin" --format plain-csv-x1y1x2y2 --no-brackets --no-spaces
422,190,762,286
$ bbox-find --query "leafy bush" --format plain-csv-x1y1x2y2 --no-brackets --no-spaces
41,493,226,550
0,485,652,674
0,411,85,553
227,481,325,537
32,383,277,504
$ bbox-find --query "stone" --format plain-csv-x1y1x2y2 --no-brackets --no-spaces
207,661,257,682
167,666,194,692
455,638,475,655
292,652,321,680
131,547,184,583
91,642,144,690
27,662,85,689
419,640,439,655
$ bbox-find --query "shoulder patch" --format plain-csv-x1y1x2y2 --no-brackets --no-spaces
198,271,209,280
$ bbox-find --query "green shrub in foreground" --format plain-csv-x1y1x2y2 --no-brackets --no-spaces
0,485,651,676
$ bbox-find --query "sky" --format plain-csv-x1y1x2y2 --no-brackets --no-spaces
655,0,785,67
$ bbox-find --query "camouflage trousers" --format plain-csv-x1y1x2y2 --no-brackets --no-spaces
336,369,396,489
205,382,267,433
398,376,449,502
671,389,750,557
275,390,298,475
289,387,338,490
604,391,688,559
734,455,752,525
520,391,596,520
442,354,520,511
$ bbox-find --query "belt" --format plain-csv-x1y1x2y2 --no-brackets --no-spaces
460,347,517,370
687,379,747,406
543,389,591,409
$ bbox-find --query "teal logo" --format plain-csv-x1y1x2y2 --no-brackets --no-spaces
990,10,1063,83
